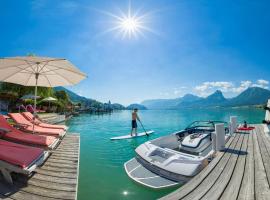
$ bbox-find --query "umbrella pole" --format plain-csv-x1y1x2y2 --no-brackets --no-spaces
33,73,39,134
34,73,39,115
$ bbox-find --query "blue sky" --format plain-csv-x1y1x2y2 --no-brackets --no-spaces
1,0,270,105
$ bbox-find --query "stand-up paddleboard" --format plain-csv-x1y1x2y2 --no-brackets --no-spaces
110,130,154,140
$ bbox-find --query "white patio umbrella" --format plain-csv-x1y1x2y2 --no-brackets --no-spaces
21,94,41,100
42,97,57,109
42,97,57,102
0,56,87,114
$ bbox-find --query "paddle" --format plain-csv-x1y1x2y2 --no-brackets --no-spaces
138,120,149,137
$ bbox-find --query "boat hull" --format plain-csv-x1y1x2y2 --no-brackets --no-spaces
124,158,181,189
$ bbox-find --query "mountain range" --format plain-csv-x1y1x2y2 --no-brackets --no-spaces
54,87,126,110
141,87,270,109
126,103,147,110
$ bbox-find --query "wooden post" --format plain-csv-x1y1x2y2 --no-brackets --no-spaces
212,132,217,153
230,116,237,134
215,123,225,151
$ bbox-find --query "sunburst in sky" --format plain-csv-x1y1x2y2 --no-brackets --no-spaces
100,2,156,39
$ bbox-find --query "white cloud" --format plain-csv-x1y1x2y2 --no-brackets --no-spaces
194,81,234,96
252,79,269,89
258,79,269,85
194,79,269,97
231,81,252,93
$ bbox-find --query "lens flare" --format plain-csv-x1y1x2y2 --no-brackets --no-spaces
99,2,157,39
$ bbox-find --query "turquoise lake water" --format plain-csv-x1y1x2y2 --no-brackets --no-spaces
66,108,264,200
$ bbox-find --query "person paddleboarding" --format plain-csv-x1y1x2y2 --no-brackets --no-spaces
131,108,140,136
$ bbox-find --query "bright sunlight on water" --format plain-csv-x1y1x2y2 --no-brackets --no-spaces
66,108,264,200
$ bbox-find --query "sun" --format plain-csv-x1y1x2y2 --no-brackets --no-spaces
99,2,156,39
121,18,139,32
118,16,142,38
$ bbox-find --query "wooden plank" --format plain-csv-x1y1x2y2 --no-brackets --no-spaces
199,133,246,200
55,149,79,153
58,143,79,146
52,150,79,155
257,125,270,184
219,132,249,200
0,179,56,200
57,141,79,145
54,145,79,150
253,129,270,199
42,162,78,169
16,184,76,200
39,165,77,173
49,156,78,162
52,149,79,154
27,178,76,192
160,134,238,200
57,144,79,147
32,173,77,185
57,146,79,150
259,126,270,154
60,139,79,143
58,142,79,146
49,153,79,158
46,158,78,165
57,137,79,142
35,169,77,179
51,151,79,157
61,135,79,138
237,129,255,200
183,134,243,200
8,191,58,200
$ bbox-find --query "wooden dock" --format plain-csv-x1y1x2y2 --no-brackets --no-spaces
0,134,80,200
161,125,270,200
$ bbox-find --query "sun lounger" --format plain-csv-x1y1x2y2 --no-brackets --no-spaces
0,115,60,149
22,112,68,131
0,139,49,184
8,113,65,138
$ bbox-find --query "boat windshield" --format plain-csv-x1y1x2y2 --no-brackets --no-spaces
185,121,228,131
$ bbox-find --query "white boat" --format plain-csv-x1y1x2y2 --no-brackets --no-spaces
124,121,230,189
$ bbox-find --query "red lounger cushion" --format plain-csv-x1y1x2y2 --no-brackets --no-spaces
22,112,66,130
0,116,57,146
0,140,43,168
8,113,63,137
237,126,255,131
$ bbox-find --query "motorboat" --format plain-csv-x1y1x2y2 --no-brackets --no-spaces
124,121,230,189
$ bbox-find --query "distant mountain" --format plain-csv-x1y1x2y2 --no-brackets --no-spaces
142,94,201,109
179,90,228,108
126,104,147,110
111,103,126,110
141,87,270,109
54,87,99,106
227,87,270,106
54,87,125,110
181,94,202,102
141,98,181,109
